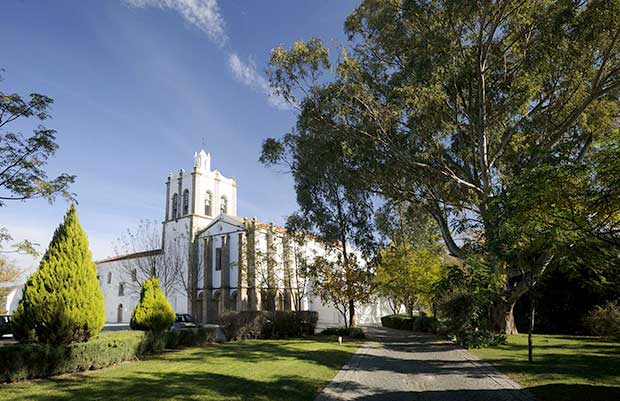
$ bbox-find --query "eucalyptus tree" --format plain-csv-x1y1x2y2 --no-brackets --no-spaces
261,123,377,328
265,0,620,333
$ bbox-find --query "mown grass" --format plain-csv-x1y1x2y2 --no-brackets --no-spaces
471,334,620,401
0,336,360,401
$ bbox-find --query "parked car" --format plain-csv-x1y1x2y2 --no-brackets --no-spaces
0,315,12,337
171,313,198,330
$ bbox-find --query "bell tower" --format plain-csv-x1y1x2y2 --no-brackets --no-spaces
161,149,239,316
163,149,238,241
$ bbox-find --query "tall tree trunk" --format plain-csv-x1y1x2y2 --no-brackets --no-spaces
340,305,349,328
406,303,414,317
528,298,535,363
492,299,518,334
388,299,400,315
349,299,356,328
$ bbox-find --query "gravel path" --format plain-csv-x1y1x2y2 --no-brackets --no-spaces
316,326,537,401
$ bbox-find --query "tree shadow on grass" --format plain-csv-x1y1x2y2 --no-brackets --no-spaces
0,338,359,401
168,338,359,370
527,383,620,401
492,340,620,355
479,349,620,383
37,371,326,401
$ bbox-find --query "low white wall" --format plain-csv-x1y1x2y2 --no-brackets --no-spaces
5,285,24,314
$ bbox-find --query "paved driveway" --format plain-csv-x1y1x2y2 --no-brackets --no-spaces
316,326,536,401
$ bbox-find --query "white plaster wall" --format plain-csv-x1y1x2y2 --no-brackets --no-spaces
97,259,188,323
162,219,191,314
166,158,237,222
273,235,285,287
5,285,24,314
197,218,244,293
293,237,393,327
212,235,222,289
228,233,239,291
97,260,139,323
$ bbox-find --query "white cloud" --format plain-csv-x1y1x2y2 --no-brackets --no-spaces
125,1,290,110
126,0,227,45
228,53,290,110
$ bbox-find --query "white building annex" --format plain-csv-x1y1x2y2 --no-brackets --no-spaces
95,150,393,328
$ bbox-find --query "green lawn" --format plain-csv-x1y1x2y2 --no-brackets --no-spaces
470,334,620,401
0,337,360,401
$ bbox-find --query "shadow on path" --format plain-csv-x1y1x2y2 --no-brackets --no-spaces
316,326,536,401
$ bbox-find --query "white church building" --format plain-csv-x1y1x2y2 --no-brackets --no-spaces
95,150,392,328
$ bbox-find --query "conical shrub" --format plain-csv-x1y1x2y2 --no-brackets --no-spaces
130,277,175,334
12,204,105,344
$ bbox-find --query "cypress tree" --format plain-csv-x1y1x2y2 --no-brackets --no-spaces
12,204,105,344
130,277,175,334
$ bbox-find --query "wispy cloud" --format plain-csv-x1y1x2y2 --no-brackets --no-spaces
228,53,289,110
125,0,289,110
126,0,227,45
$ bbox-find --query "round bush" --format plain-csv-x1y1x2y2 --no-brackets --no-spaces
585,301,620,340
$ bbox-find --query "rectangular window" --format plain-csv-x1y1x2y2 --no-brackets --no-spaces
131,269,137,282
215,247,222,271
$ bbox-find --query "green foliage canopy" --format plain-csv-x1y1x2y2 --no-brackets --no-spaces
1,74,75,273
376,244,442,315
262,95,378,328
265,0,620,333
0,79,75,207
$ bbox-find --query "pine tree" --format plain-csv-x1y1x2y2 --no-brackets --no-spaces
12,204,105,344
130,277,175,334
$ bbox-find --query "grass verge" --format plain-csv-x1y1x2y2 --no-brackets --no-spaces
0,336,360,401
470,334,620,401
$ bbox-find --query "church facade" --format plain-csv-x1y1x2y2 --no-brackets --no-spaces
96,150,393,327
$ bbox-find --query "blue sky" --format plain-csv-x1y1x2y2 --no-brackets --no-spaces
1,0,357,276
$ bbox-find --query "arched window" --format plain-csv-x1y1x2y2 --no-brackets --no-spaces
118,283,125,297
220,196,228,215
107,271,112,284
182,189,189,215
204,191,212,216
171,193,178,219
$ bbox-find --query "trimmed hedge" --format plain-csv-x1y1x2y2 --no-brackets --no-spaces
1,328,216,382
381,314,439,333
268,311,319,338
219,311,267,340
0,331,147,382
320,326,366,339
413,315,439,333
164,327,215,348
218,311,319,340
450,329,507,349
381,314,415,331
